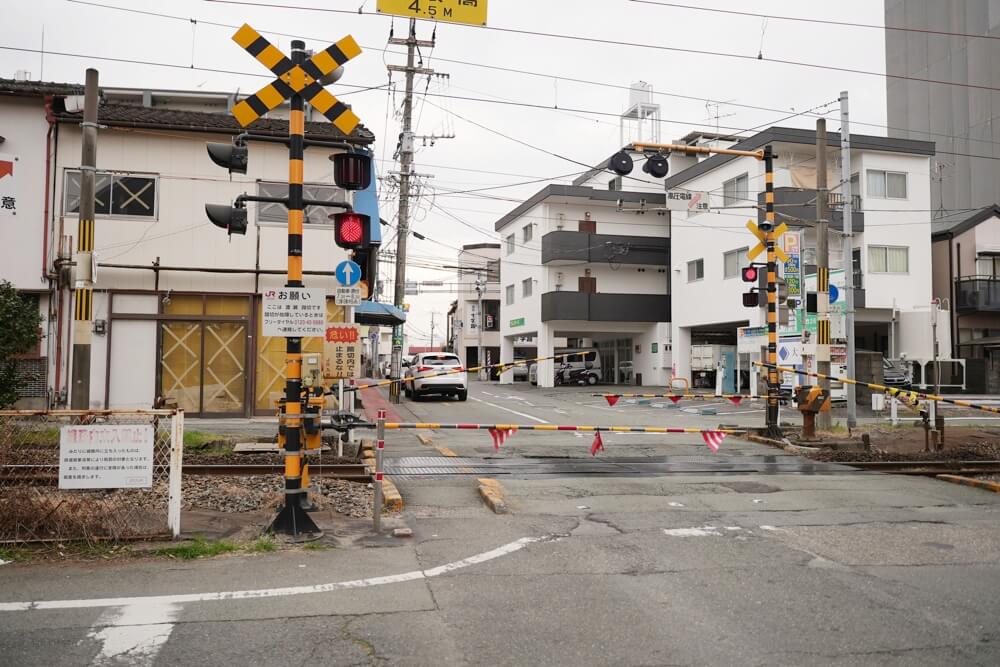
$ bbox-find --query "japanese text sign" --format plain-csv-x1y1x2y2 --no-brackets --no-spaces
59,424,155,489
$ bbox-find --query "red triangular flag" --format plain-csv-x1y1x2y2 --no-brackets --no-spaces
604,395,619,407
668,395,682,404
489,428,512,450
701,431,726,453
728,396,743,406
590,431,605,456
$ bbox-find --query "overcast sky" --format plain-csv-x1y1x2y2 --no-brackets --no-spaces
1,0,890,345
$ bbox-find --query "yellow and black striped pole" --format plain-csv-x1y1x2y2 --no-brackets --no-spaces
270,39,320,537
763,145,780,435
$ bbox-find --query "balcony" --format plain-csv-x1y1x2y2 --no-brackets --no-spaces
956,277,1000,313
541,231,669,266
541,291,671,323
756,188,864,232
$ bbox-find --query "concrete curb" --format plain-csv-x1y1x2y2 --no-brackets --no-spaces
937,474,1000,493
477,478,509,514
360,440,404,511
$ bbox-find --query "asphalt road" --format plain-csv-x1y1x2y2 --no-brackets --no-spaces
3,380,1000,665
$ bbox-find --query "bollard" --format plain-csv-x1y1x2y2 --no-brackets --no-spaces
373,408,385,533
890,396,899,426
337,379,345,457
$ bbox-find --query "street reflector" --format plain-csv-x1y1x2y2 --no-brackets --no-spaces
206,142,248,174
332,152,372,191
205,203,248,236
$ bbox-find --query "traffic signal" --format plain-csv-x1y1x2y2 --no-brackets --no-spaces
206,140,248,174
332,152,372,191
741,265,760,283
742,291,759,308
332,211,370,249
205,203,248,236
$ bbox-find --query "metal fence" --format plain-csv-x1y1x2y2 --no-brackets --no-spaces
0,409,183,544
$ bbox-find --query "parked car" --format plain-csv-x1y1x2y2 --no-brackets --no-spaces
882,357,910,388
529,348,601,386
404,352,468,401
512,360,530,381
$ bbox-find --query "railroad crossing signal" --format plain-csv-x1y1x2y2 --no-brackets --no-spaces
746,219,789,262
230,24,363,135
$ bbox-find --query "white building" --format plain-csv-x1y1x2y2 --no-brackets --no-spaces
447,244,501,373
0,77,380,415
496,169,671,388
666,126,945,390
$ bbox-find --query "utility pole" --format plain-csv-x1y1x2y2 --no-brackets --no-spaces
476,275,485,381
840,91,857,429
815,118,832,430
70,68,99,410
429,311,436,348
387,19,437,402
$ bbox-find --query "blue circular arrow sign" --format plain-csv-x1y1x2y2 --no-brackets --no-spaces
335,259,361,287
829,283,840,303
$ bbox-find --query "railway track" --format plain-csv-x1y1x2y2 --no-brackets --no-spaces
0,463,372,484
3,460,997,483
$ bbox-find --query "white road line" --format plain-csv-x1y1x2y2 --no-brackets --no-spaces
481,390,496,397
469,396,550,424
88,602,178,666
0,535,556,612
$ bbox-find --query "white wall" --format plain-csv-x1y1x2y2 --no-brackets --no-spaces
0,98,49,290
499,203,544,340
53,126,354,296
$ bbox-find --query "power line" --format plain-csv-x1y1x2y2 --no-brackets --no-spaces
204,0,1000,93
59,0,1000,149
628,0,1000,41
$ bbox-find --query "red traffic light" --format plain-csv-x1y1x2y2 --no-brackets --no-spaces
741,266,759,283
332,212,370,249
332,152,372,191
742,292,759,308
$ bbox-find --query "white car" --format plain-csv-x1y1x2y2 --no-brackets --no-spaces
403,352,468,401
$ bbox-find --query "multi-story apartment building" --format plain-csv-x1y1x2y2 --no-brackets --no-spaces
496,167,670,388
667,126,944,389
447,244,501,372
0,76,378,415
884,0,1000,215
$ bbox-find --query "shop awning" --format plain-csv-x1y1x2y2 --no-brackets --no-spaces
354,300,407,326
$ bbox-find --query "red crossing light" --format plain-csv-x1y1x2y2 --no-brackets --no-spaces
332,212,370,249
741,266,759,283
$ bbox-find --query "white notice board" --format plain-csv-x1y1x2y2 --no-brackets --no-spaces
59,424,155,489
262,288,326,337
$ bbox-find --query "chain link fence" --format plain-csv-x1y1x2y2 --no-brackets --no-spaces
0,410,183,544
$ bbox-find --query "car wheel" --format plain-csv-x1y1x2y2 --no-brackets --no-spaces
403,382,411,398
586,373,598,385
457,390,468,402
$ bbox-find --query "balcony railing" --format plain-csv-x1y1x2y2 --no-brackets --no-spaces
956,276,1000,313
541,231,669,266
541,291,670,322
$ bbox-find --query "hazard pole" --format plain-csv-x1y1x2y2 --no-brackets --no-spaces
270,39,321,537
763,145,781,436
374,408,386,533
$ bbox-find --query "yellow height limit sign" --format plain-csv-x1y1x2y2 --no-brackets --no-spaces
377,0,488,26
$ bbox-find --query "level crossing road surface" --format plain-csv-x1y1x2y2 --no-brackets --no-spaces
3,380,1000,665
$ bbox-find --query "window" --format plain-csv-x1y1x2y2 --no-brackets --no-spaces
866,170,907,199
257,182,347,225
608,176,622,191
505,284,515,305
63,170,158,219
505,234,515,255
687,258,704,282
522,223,533,243
868,245,909,273
723,247,750,278
976,256,1000,277
723,173,748,207
486,260,500,282
522,277,533,297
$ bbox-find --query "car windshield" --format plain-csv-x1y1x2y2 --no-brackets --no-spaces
421,355,461,366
